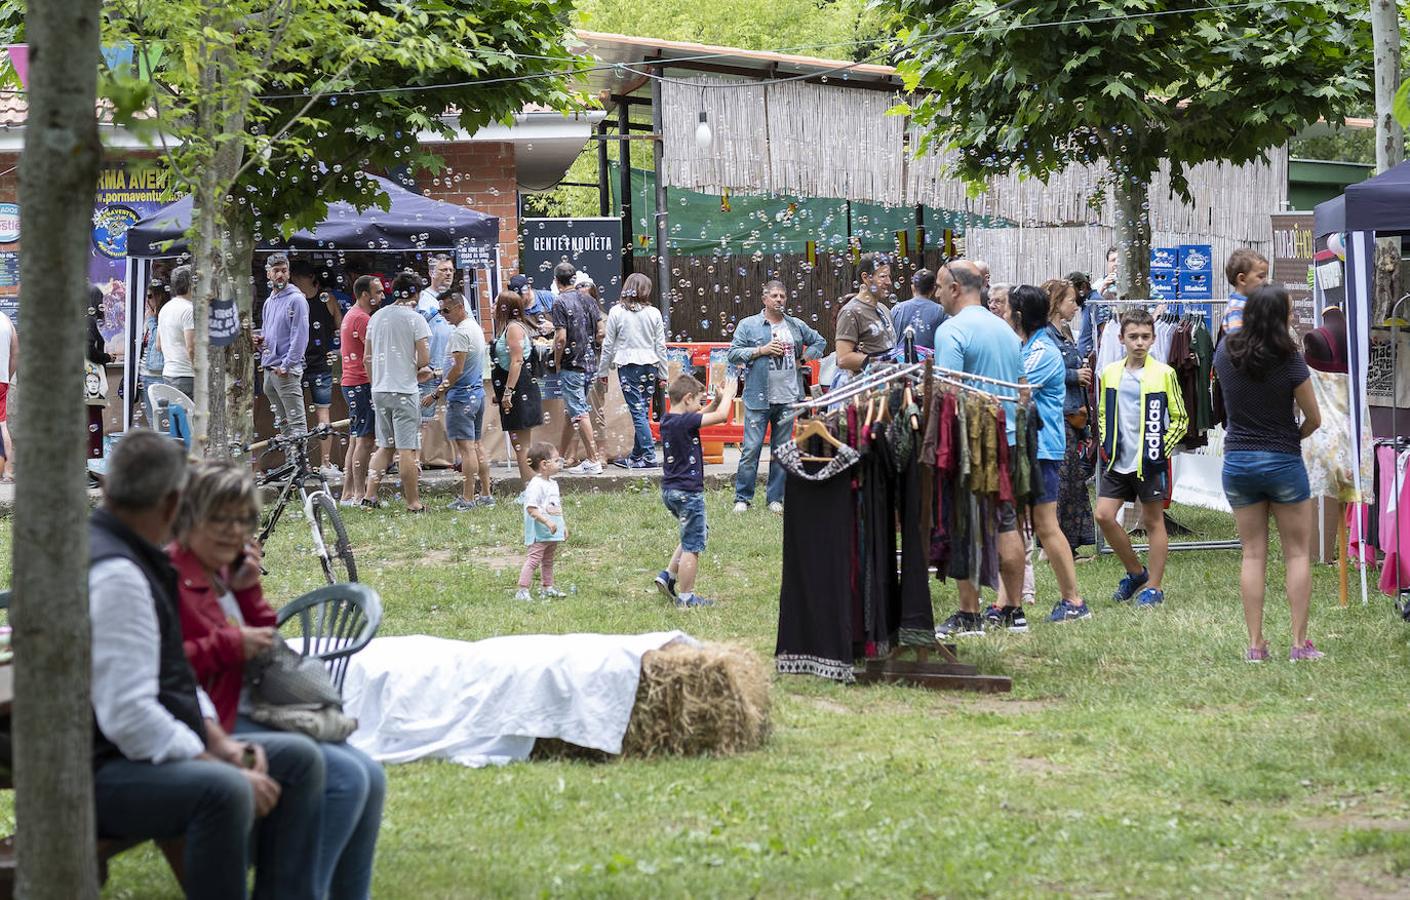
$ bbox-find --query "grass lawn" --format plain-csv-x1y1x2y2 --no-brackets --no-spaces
6,486,1410,898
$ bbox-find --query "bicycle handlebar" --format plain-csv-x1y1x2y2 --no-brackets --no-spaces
244,419,352,454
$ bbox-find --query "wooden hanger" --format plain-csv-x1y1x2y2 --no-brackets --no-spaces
794,416,844,463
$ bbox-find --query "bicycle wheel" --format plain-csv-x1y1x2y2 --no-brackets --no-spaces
310,492,358,584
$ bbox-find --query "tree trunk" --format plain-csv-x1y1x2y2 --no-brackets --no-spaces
13,0,102,896
1113,177,1152,303
1371,0,1402,326
218,215,257,453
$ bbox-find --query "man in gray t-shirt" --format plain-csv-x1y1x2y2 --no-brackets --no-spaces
363,273,432,511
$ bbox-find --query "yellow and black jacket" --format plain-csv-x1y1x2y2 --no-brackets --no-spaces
1096,358,1188,478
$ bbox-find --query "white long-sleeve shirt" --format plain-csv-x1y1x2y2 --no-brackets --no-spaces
599,304,667,377
90,558,214,764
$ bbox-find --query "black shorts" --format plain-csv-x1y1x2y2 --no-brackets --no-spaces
1098,468,1167,504
996,500,1017,533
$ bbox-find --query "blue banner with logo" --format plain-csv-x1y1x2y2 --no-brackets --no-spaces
90,161,181,341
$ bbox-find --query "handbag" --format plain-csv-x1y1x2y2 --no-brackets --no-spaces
244,634,357,741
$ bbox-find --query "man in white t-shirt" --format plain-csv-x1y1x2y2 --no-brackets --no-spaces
362,272,431,511
157,265,196,397
416,254,456,315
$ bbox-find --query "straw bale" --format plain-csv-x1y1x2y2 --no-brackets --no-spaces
531,641,771,762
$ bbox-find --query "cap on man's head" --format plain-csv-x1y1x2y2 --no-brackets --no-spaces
508,274,531,291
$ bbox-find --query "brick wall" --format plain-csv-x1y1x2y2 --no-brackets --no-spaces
420,140,519,276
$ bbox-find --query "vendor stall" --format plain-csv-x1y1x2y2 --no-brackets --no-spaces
1313,160,1410,604
121,173,502,432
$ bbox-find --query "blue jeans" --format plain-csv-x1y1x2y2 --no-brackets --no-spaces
236,718,384,900
618,364,658,461
94,730,325,900
734,404,796,506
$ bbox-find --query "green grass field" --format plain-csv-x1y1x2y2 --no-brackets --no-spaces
7,487,1410,898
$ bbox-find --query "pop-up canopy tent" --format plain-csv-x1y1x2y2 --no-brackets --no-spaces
120,173,503,429
1313,160,1410,605
126,172,501,257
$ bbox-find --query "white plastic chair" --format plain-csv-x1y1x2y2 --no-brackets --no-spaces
146,383,193,435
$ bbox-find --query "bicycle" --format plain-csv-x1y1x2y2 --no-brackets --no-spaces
244,419,357,585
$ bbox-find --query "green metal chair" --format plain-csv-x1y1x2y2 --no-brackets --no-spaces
274,582,382,693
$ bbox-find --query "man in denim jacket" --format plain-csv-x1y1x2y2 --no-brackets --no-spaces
727,281,826,513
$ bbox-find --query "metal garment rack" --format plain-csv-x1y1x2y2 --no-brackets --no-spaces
1082,298,1241,554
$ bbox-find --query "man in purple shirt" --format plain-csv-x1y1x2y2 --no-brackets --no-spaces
258,253,310,434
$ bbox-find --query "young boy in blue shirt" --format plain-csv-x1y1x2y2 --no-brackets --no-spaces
654,373,736,608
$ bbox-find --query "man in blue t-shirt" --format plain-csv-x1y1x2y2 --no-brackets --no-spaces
932,260,1028,638
889,268,948,352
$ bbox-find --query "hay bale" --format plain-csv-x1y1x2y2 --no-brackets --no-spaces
532,641,771,762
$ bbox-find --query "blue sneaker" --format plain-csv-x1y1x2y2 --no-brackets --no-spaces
1048,599,1092,623
1136,587,1165,607
675,592,715,608
654,570,677,602
1112,568,1150,603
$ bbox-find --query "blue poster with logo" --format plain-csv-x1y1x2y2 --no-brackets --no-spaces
90,162,181,342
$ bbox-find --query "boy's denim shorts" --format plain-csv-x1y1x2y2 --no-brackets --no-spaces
662,489,708,554
1222,450,1310,508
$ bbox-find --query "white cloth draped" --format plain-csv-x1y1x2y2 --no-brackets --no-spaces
342,631,697,767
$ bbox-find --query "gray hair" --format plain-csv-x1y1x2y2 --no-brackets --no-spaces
265,252,290,268
174,459,260,539
103,430,188,511
950,261,986,295
170,265,193,297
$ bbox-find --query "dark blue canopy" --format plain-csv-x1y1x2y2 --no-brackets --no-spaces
125,173,500,257
1315,159,1410,238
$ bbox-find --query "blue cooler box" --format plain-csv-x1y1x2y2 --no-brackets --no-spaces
1177,269,1214,300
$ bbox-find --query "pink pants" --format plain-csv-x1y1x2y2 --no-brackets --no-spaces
519,542,557,588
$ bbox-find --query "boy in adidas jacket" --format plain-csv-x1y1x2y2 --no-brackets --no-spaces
1095,307,1188,608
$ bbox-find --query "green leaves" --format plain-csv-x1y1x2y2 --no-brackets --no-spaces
874,0,1372,200
1394,78,1410,130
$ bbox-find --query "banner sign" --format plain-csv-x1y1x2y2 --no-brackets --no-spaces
209,297,239,347
0,203,19,243
90,161,181,342
1270,212,1316,327
520,217,623,307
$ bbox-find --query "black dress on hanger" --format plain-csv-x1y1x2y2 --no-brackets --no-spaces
775,440,863,683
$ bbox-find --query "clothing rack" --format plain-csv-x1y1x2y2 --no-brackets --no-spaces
790,361,926,411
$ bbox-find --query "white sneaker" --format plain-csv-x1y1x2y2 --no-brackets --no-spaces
514,588,532,602
732,502,749,513
569,460,603,475
319,465,343,479
768,501,784,514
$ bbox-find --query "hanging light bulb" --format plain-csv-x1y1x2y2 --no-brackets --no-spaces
695,111,712,150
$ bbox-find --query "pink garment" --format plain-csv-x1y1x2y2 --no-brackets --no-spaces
1377,446,1410,596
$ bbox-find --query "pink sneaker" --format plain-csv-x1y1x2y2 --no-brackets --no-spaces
1245,645,1270,663
1289,640,1325,662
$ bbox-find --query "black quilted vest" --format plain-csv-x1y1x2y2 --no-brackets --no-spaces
89,509,205,767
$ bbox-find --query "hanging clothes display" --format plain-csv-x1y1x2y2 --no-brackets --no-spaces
774,364,1030,684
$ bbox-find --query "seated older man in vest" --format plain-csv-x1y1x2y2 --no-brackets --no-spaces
89,429,325,900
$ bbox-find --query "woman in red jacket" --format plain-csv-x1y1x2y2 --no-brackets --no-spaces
171,459,384,899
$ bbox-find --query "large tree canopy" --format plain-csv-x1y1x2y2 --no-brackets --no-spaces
883,0,1371,294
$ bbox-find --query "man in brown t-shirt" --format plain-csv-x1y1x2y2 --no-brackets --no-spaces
834,252,897,374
